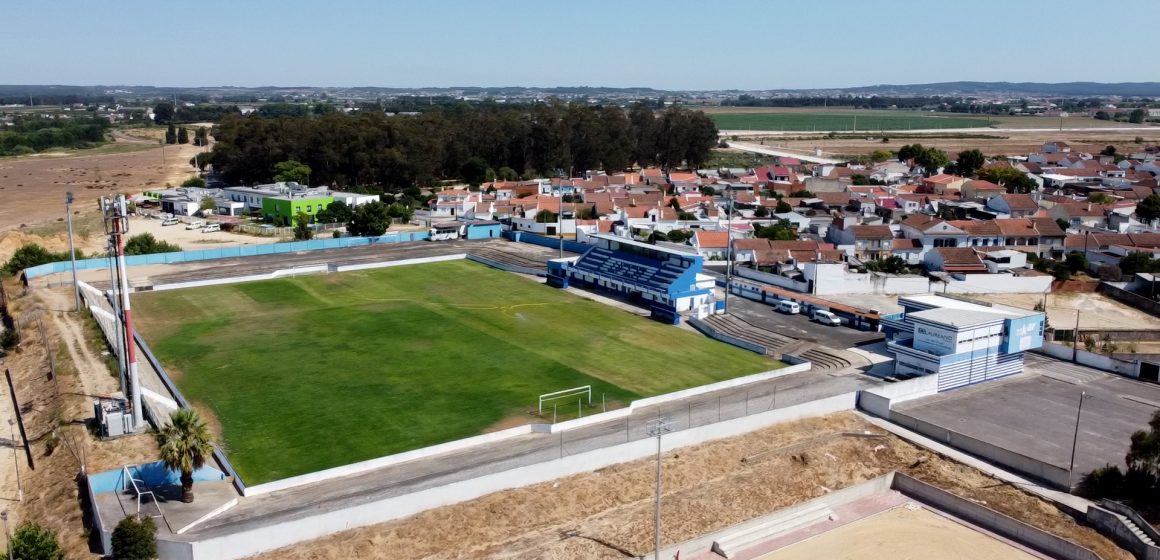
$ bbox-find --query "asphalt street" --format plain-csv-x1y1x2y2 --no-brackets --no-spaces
725,295,884,350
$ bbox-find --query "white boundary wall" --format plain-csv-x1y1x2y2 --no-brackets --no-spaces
333,254,466,273
855,375,940,418
1039,341,1141,378
174,392,857,560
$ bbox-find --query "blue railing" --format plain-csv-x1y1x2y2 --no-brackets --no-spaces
22,231,430,279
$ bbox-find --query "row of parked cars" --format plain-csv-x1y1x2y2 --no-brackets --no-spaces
775,299,842,326
160,217,219,233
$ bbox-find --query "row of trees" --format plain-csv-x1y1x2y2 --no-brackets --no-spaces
0,116,109,156
206,102,718,189
165,124,208,145
896,144,949,177
3,234,184,275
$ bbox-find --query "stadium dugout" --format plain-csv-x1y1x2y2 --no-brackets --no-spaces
547,234,717,324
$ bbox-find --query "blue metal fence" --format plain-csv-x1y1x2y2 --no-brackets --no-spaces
503,230,589,255
23,231,430,279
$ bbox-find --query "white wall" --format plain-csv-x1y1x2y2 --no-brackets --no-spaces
177,392,858,560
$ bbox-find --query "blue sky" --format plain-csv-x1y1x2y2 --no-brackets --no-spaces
2,0,1157,90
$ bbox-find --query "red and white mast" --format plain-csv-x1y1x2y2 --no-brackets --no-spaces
104,195,143,429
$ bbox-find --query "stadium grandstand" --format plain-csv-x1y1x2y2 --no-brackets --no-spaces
547,234,717,323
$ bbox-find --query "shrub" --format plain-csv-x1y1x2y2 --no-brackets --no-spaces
0,328,18,352
1079,465,1125,499
4,521,63,560
123,233,181,256
3,244,69,275
111,515,157,560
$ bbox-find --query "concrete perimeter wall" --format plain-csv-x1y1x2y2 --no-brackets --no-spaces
890,410,1071,489
177,392,858,560
1039,341,1141,378
855,374,940,418
465,253,547,277
504,230,590,254
23,232,431,280
892,474,1101,560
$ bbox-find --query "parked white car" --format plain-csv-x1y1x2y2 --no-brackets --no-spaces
185,220,205,230
160,217,180,227
812,309,842,326
776,300,801,314
201,223,221,233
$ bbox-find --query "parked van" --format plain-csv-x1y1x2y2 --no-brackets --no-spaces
776,300,801,314
185,220,205,230
160,217,180,227
201,223,221,233
811,309,842,326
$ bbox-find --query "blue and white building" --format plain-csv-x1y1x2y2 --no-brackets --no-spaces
882,294,1045,391
547,234,717,323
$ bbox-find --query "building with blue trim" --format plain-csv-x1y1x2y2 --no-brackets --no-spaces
881,294,1045,391
547,234,716,324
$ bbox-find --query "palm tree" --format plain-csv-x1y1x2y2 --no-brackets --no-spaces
156,409,214,503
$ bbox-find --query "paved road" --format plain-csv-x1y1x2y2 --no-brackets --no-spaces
726,296,883,349
897,353,1160,479
183,368,881,539
726,141,842,164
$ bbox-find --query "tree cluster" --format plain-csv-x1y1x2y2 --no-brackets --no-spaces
206,103,718,189
754,219,797,241
0,116,109,155
897,144,948,176
1,520,63,560
3,244,84,275
977,165,1037,194
123,233,181,256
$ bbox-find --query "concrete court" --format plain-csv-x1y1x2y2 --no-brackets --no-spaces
895,352,1160,480
177,367,881,540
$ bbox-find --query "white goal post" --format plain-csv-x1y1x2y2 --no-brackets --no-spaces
538,385,592,416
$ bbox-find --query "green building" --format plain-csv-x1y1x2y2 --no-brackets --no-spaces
262,194,335,225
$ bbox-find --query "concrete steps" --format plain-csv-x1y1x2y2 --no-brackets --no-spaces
1121,516,1156,546
711,503,835,558
702,314,796,355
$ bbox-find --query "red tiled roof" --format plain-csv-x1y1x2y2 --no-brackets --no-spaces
936,247,985,270
849,224,894,239
694,230,729,249
998,194,1039,211
893,239,923,250
948,220,1002,237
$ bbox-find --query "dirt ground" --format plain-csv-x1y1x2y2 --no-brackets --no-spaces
253,413,1129,560
0,134,205,261
973,291,1160,332
0,282,159,558
746,129,1160,157
756,506,1037,560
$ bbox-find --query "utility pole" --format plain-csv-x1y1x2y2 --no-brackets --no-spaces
65,192,79,312
103,195,143,430
557,194,564,259
724,190,734,312
7,421,20,502
646,417,675,560
1067,391,1087,490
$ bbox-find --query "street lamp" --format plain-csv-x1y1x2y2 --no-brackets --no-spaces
66,192,80,312
1067,391,1088,490
646,417,675,560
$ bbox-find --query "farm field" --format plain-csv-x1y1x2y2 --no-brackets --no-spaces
708,109,992,132
133,260,776,484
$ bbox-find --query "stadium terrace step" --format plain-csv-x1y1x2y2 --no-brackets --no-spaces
701,314,796,355
711,503,835,558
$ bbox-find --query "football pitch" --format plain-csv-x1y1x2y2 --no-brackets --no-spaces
133,260,777,484
709,110,992,132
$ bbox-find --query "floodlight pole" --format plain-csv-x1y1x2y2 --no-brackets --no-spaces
647,417,675,560
7,420,20,502
1067,391,1086,490
724,190,734,312
66,192,79,312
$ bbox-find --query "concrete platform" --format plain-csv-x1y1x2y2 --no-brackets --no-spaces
96,480,238,536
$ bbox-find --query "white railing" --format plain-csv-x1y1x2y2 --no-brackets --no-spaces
121,465,165,520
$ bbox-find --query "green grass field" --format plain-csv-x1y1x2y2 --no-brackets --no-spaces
710,110,992,132
133,260,775,484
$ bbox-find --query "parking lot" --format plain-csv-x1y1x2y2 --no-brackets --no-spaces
895,352,1160,480
725,295,885,350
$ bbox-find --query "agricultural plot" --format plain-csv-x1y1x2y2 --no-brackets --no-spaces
133,260,776,484
710,110,992,132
